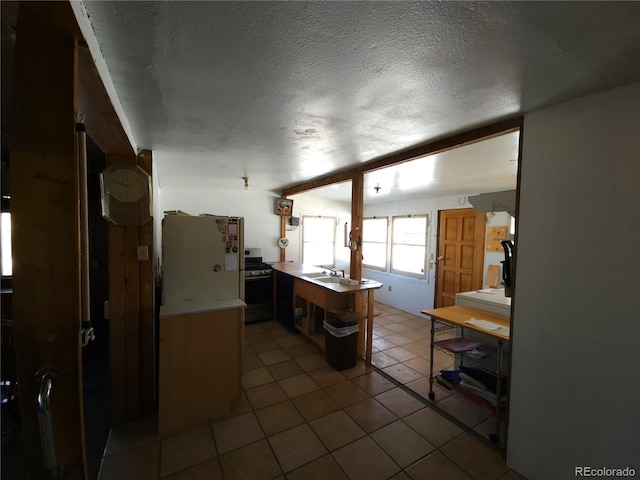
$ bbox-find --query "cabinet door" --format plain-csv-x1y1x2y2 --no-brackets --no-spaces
275,272,294,329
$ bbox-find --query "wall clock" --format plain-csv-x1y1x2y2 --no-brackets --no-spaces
278,237,289,248
100,164,152,226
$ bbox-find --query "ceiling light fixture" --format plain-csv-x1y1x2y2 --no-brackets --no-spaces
242,176,249,190
374,183,382,194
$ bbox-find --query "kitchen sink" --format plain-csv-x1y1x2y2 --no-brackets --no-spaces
302,272,330,278
316,276,359,286
315,276,340,283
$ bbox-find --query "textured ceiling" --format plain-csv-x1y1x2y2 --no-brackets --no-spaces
74,1,640,200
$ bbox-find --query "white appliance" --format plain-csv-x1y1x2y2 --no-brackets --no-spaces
455,288,511,316
162,215,244,306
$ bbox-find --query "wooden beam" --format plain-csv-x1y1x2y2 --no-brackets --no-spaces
78,46,134,156
281,117,523,197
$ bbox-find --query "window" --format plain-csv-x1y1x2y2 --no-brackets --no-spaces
302,216,336,266
1,212,12,276
362,217,388,270
391,215,428,277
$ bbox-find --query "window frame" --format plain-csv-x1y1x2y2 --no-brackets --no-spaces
390,214,428,279
301,215,337,267
361,216,389,271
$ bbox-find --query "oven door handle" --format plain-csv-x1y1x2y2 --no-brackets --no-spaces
245,275,272,281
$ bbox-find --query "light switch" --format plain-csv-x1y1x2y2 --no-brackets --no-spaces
137,245,149,261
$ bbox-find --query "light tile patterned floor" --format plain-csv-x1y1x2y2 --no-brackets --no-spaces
98,303,524,480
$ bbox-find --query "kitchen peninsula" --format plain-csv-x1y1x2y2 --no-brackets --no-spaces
271,262,383,365
158,299,245,434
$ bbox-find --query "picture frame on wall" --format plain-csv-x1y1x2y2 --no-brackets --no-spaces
275,198,293,216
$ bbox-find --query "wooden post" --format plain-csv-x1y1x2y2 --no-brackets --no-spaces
349,174,364,281
11,3,86,477
280,207,287,262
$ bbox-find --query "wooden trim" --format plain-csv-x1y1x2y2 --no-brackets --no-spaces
281,117,523,197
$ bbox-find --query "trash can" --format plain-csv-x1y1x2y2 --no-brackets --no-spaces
323,317,359,371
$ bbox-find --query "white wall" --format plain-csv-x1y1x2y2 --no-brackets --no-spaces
507,84,640,479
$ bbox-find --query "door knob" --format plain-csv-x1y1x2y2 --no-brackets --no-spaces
437,256,445,261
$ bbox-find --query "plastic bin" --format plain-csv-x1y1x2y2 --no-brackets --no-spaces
323,317,359,371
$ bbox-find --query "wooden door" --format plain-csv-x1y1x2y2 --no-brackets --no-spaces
10,4,87,478
435,208,486,307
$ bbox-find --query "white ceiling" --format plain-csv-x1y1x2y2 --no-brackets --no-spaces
74,1,639,202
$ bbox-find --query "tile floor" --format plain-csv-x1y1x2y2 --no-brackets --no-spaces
97,303,523,480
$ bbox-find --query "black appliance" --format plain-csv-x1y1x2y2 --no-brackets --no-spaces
500,240,514,298
244,249,273,323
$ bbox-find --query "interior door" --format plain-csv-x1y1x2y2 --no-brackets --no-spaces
10,4,87,478
435,208,486,307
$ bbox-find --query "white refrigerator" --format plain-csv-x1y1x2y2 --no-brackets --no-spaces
162,215,245,306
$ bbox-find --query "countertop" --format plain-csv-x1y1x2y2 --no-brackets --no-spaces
270,262,383,293
160,298,246,318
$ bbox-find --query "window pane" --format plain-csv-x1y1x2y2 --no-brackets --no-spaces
363,218,387,242
362,243,386,268
392,244,425,274
1,212,12,276
304,217,335,241
362,217,388,269
391,215,427,276
303,216,335,266
392,217,426,245
304,242,334,266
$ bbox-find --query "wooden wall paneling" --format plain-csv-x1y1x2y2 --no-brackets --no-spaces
107,219,127,424
124,225,141,420
107,152,139,424
11,2,86,476
107,150,155,423
137,150,155,412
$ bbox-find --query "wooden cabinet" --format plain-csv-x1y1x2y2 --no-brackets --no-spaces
158,300,244,434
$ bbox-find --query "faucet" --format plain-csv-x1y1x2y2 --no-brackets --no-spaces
322,266,339,276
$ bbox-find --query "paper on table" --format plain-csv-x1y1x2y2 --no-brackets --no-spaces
465,318,510,336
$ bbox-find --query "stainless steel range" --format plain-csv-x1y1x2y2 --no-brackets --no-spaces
244,248,273,323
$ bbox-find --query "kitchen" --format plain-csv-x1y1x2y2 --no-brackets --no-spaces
3,2,637,479
154,130,518,439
